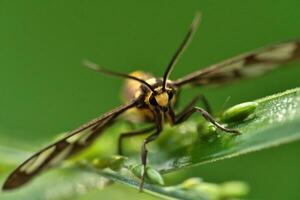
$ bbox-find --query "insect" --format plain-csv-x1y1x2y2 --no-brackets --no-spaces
2,12,300,191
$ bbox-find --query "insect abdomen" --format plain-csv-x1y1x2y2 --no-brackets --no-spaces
122,71,155,122
122,71,153,102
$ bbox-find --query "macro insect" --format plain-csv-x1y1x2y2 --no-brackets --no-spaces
2,12,300,191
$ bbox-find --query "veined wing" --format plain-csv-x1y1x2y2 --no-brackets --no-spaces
2,101,137,190
173,40,300,87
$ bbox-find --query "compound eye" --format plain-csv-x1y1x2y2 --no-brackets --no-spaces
167,90,174,100
149,96,158,106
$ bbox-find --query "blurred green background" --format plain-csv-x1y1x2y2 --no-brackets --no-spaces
0,0,300,199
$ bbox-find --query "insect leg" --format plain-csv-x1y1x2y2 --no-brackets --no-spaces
175,107,240,134
177,94,212,116
118,126,155,155
199,95,212,114
140,109,162,191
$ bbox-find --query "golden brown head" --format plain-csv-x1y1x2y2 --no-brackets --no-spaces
140,78,176,112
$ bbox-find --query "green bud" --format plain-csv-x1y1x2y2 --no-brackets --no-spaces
198,122,217,139
92,158,110,169
129,164,143,178
221,102,258,123
92,155,126,171
146,166,165,185
179,177,203,189
174,178,250,200
129,164,164,185
108,155,127,171
219,181,249,198
196,183,221,200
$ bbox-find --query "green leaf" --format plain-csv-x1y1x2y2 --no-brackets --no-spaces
1,87,300,200
0,165,113,200
151,87,300,173
79,87,300,199
82,164,249,200
83,166,209,200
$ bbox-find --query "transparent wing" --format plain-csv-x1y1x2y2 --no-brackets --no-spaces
2,101,137,190
173,40,300,87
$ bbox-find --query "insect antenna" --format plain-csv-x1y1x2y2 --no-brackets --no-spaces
83,60,156,93
162,12,201,90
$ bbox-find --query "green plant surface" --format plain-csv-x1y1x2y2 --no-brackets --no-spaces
0,165,156,200
0,88,299,200
78,87,300,200
152,87,300,173
0,163,244,200
83,165,249,200
87,168,208,200
89,87,300,173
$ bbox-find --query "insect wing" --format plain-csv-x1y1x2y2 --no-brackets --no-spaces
174,40,300,86
2,101,136,190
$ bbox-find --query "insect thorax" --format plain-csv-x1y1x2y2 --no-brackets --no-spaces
122,71,177,122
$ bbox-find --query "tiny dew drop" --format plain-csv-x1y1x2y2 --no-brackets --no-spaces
221,101,259,123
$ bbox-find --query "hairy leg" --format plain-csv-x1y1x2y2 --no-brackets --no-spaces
139,108,162,191
177,94,212,117
175,106,240,134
